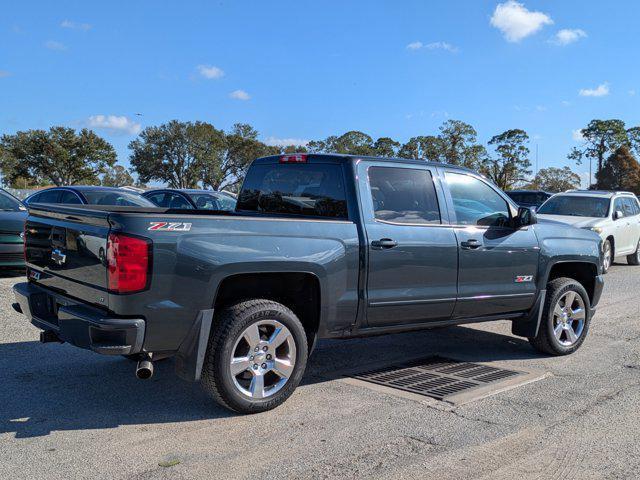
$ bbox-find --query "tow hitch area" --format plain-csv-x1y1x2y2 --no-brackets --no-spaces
345,356,549,405
40,330,63,344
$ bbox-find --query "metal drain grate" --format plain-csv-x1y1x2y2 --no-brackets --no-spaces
349,356,529,402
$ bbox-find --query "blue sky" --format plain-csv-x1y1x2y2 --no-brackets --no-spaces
2,1,639,186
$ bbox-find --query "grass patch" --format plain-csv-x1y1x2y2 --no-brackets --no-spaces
158,459,181,468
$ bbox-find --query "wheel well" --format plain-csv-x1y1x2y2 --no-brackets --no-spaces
547,262,597,303
606,235,614,256
214,272,321,347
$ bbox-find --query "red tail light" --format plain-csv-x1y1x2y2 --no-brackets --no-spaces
280,154,307,163
106,233,151,293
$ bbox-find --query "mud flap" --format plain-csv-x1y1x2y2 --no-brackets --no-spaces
175,309,213,382
511,290,546,338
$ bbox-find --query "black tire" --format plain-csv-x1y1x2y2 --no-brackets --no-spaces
201,299,308,414
602,239,612,274
528,277,591,355
627,240,640,266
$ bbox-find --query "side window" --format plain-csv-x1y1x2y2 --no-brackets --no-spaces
368,167,441,225
167,193,193,209
146,193,169,207
633,198,640,216
36,190,61,203
622,197,637,216
59,191,82,204
613,198,626,217
445,172,510,227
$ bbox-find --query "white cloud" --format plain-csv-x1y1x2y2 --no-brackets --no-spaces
550,28,587,46
87,115,141,135
561,100,571,106
535,105,547,111
264,137,310,147
229,89,250,100
490,1,553,42
579,82,610,97
572,129,585,142
196,65,224,79
44,40,67,51
60,20,91,31
629,89,637,96
406,41,458,52
0,70,11,78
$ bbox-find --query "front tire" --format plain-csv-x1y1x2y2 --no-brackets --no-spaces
201,299,308,414
627,240,640,266
528,277,591,356
602,239,612,273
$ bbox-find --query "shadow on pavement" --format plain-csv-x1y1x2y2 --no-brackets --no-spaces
0,268,25,279
0,323,543,438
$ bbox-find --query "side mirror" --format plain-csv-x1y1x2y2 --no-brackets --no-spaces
614,210,624,220
516,206,537,227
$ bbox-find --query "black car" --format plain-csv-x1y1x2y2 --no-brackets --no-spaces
505,190,552,210
143,189,237,211
0,189,27,268
24,186,155,207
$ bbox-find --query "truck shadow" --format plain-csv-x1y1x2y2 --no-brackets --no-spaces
0,324,542,438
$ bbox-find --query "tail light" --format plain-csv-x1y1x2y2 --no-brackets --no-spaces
280,154,307,163
106,233,151,293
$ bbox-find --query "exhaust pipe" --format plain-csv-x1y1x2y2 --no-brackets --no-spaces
136,353,154,380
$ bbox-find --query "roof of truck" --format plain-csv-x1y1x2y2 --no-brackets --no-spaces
254,153,475,173
560,190,636,198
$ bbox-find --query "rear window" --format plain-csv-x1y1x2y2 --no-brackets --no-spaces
82,190,155,207
537,195,610,218
237,163,348,219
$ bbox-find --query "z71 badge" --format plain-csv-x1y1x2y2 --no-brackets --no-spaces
515,275,533,283
148,222,192,232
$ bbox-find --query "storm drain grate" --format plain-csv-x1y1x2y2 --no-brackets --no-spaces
349,356,528,402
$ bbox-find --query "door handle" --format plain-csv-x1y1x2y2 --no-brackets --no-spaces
461,239,481,250
371,238,398,249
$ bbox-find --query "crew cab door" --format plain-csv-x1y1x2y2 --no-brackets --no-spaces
441,170,539,318
357,161,458,327
614,197,638,255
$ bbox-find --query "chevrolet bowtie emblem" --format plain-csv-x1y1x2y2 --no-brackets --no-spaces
51,248,67,266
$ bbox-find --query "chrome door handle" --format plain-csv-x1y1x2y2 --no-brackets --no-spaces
461,239,481,250
371,238,398,249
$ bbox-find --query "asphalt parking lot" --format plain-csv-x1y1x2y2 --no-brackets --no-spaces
1,265,639,480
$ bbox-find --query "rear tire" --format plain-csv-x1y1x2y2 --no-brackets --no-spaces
528,277,591,356
626,240,640,266
201,299,308,414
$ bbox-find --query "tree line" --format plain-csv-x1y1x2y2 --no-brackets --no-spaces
2,118,640,193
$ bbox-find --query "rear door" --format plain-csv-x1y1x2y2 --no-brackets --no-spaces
612,197,633,254
442,169,539,318
358,161,458,327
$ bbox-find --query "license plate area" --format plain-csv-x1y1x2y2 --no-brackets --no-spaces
29,292,60,326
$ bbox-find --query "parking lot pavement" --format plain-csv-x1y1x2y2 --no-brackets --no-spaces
1,266,640,480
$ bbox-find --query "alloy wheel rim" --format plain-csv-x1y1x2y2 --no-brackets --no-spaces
552,291,586,347
229,320,296,399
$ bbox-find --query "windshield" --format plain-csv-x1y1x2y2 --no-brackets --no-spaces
537,195,610,218
0,190,24,211
82,190,156,207
188,193,236,211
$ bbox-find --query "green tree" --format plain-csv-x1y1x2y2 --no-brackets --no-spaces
481,129,532,190
102,165,135,187
595,145,640,194
372,137,401,157
0,127,116,186
568,119,629,183
307,131,375,156
398,135,443,161
526,166,581,192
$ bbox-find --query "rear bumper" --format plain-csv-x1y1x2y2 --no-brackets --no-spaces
13,281,145,355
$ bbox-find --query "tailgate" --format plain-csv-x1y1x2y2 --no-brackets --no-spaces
25,205,111,307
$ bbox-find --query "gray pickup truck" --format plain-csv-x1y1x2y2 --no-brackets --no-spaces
13,153,604,413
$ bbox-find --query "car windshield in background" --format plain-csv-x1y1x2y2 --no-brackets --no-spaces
537,195,610,218
0,190,24,211
82,190,156,207
189,193,236,211
237,164,348,219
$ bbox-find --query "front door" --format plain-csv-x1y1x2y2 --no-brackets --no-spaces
359,162,458,327
442,170,540,318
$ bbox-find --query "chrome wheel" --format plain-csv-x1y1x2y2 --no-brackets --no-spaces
552,291,586,346
229,320,296,399
603,241,612,271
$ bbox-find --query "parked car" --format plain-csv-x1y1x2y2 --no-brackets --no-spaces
14,154,603,414
536,190,640,273
506,190,552,210
143,189,236,211
24,186,156,207
0,189,27,268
